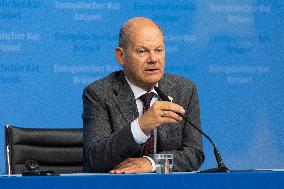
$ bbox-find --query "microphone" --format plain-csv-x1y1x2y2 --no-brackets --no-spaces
154,86,230,173
22,160,58,176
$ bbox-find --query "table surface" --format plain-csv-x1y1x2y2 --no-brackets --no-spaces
1,170,284,189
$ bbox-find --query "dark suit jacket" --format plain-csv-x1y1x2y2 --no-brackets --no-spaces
82,70,204,172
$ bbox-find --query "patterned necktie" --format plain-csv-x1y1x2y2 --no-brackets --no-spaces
140,92,155,155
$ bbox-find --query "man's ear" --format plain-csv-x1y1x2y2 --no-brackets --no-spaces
115,47,125,66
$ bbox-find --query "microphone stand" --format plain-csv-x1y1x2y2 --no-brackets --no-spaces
154,86,230,173
181,114,230,173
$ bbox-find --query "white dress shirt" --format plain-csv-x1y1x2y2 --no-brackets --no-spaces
125,77,158,172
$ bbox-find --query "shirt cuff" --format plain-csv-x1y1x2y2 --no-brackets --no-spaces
130,118,149,144
143,156,156,172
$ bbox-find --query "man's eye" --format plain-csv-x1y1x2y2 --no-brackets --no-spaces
137,49,146,53
155,49,164,53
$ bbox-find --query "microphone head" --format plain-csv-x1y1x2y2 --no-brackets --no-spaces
154,86,170,101
25,160,39,171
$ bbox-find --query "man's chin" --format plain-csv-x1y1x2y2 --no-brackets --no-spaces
144,75,163,87
130,73,164,91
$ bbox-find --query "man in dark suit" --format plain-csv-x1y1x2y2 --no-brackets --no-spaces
82,17,204,173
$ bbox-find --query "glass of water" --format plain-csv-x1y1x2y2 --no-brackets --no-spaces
154,154,174,174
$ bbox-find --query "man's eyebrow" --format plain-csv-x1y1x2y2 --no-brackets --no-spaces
156,45,165,48
135,44,164,49
135,46,147,49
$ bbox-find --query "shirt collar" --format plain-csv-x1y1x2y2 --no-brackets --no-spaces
125,77,158,100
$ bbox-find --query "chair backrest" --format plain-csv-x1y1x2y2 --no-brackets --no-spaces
5,125,83,175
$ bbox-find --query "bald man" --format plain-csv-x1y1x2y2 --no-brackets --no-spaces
82,17,204,173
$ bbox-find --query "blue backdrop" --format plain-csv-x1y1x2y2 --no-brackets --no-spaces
0,0,283,174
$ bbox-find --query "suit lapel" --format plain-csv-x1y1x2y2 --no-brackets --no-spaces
158,74,175,100
157,74,176,139
110,72,176,139
111,71,139,126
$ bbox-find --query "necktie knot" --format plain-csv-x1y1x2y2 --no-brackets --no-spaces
140,92,155,113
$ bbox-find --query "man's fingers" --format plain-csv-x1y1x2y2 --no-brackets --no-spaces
110,158,152,174
120,167,141,174
110,165,137,174
139,101,185,132
114,165,138,174
117,158,135,167
116,163,149,174
155,101,185,115
161,110,182,122
114,159,133,169
111,168,138,174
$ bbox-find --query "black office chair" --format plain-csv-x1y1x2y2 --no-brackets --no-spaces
5,125,83,175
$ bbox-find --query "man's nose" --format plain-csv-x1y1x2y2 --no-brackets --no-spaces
148,52,158,63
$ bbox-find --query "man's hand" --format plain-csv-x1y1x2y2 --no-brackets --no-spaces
138,101,185,135
109,157,152,174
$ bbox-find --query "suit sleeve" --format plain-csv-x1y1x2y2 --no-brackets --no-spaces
153,84,205,172
82,88,142,173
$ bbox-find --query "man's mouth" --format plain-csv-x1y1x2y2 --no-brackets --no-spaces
145,68,159,72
